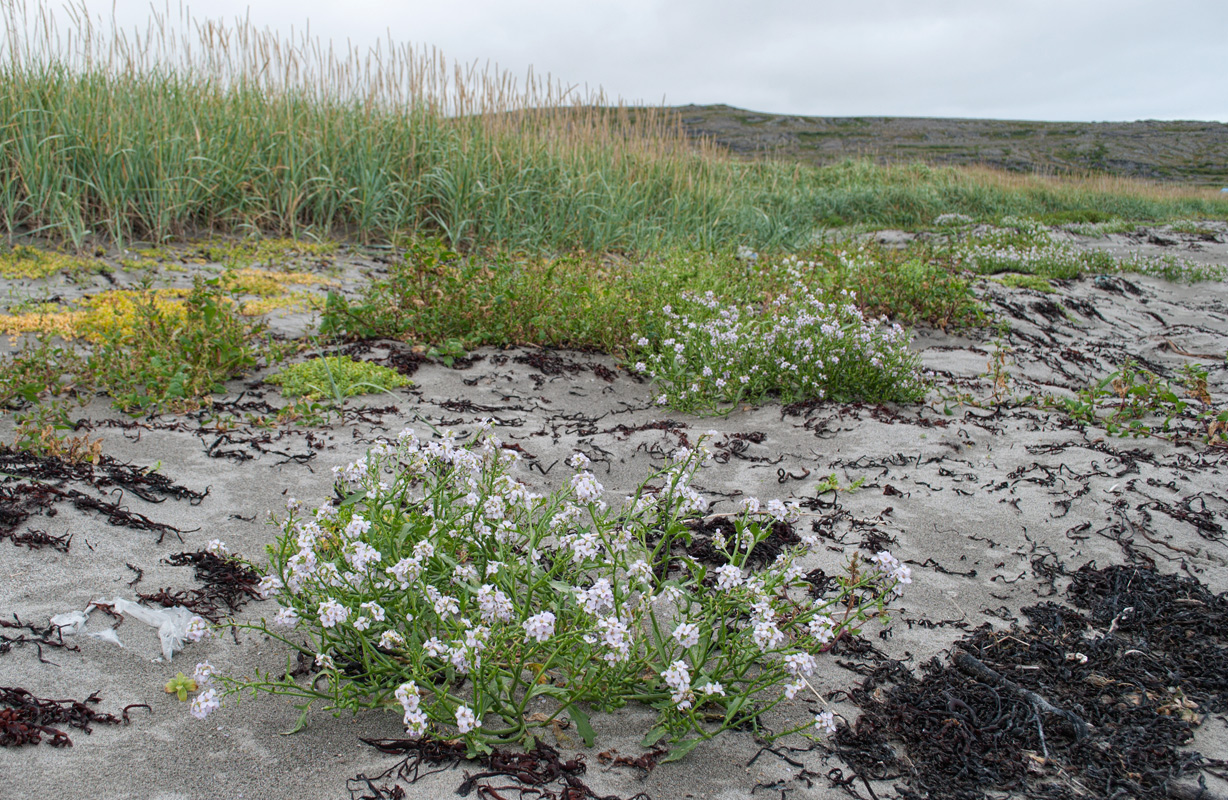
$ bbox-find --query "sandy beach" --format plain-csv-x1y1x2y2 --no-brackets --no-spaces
2,231,1227,800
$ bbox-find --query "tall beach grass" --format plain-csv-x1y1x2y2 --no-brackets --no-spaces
1,2,1227,252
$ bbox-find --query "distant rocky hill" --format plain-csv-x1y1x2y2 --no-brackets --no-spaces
672,104,1228,185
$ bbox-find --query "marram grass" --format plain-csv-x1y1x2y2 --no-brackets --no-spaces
1,2,1225,253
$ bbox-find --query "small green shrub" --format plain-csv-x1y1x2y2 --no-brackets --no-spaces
0,335,90,410
266,356,410,400
88,278,262,412
1047,359,1217,439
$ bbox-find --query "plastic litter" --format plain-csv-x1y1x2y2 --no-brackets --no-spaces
48,597,197,661
49,610,90,635
87,627,124,647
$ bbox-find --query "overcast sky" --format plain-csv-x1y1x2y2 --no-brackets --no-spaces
73,0,1228,122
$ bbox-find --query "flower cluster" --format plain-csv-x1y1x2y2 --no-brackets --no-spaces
200,427,909,752
630,269,925,413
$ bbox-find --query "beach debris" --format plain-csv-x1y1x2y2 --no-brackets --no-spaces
49,598,201,662
1,615,79,663
836,563,1228,800
0,687,145,748
0,446,204,545
137,549,261,623
349,737,652,800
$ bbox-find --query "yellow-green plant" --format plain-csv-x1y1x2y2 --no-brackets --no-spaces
266,356,410,401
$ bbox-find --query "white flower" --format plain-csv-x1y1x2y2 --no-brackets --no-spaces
808,614,835,644
386,557,423,589
455,705,479,734
346,541,382,573
571,472,604,504
608,527,632,553
379,630,406,649
868,550,912,596
482,495,506,520
452,563,479,585
567,452,591,470
315,562,343,587
523,611,556,643
189,688,220,720
597,616,632,663
423,637,448,658
739,497,761,515
315,652,336,670
783,679,804,699
184,616,210,643
628,559,653,585
353,615,371,632
192,661,217,688
272,607,300,628
672,622,700,649
403,709,428,738
395,681,421,711
477,584,513,623
205,539,229,557
425,586,460,617
569,531,601,564
413,540,436,560
715,564,743,591
661,660,694,710
752,619,785,650
464,625,490,653
448,645,471,674
317,598,350,628
576,578,615,616
256,574,283,600
697,681,725,696
344,516,372,540
815,710,837,735
360,601,386,622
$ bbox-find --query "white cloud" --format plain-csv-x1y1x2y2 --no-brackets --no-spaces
62,0,1228,121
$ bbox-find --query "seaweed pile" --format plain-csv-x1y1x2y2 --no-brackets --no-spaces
348,737,652,800
137,549,261,623
0,687,145,748
0,446,205,544
837,564,1228,799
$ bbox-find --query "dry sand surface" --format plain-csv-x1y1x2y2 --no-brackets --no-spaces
2,233,1227,800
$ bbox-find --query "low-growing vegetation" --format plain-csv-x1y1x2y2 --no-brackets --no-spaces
266,355,411,401
0,244,98,279
0,278,271,414
0,3,1226,776
196,429,909,754
631,273,926,413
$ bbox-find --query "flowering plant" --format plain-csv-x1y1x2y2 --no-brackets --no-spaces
199,425,909,758
630,260,926,414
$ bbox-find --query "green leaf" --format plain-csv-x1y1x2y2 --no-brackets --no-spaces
280,704,311,736
566,704,596,747
339,489,367,507
640,726,668,748
661,737,701,763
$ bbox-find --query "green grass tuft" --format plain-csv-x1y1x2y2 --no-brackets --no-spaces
266,356,410,400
